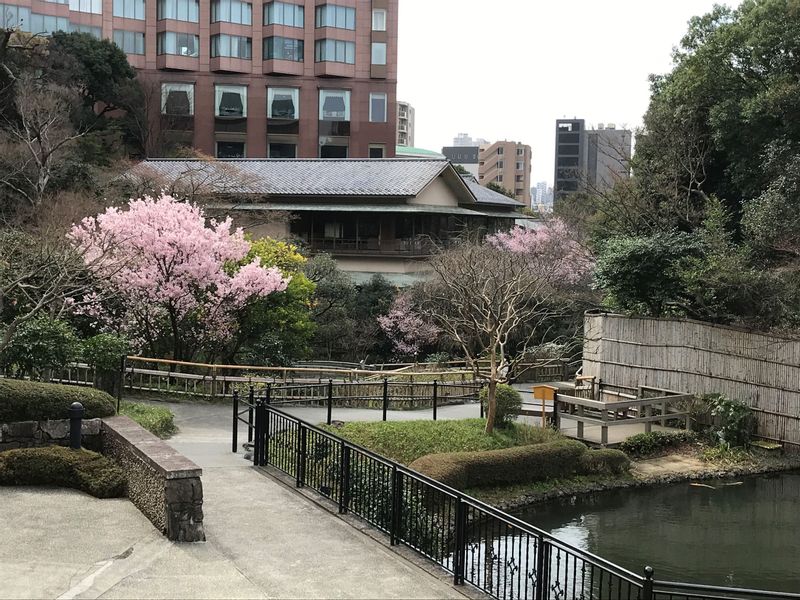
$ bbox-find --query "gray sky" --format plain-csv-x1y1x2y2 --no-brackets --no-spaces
396,0,728,186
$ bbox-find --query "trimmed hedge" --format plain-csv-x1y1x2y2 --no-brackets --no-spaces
0,379,116,423
0,446,126,498
578,449,631,475
409,439,587,489
619,430,696,458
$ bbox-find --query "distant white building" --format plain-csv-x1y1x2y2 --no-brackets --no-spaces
452,132,489,147
396,101,415,147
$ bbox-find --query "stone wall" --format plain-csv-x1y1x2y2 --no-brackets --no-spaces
0,418,102,452
102,416,205,542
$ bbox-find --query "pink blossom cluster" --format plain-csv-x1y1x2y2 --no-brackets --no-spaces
377,294,439,357
70,194,289,348
485,219,594,285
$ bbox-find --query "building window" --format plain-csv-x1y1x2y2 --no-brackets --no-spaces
371,42,386,65
516,161,524,170
157,0,199,22
263,36,304,61
497,160,504,169
215,85,247,118
157,32,199,56
314,39,355,64
324,222,343,238
268,87,299,119
369,93,386,123
269,143,296,158
372,8,386,31
516,148,524,155
369,145,385,158
264,1,303,26
515,175,524,182
319,89,350,121
70,23,101,37
217,141,245,158
495,175,503,182
212,0,251,24
315,4,355,30
28,13,67,34
43,0,69,4
69,0,101,14
497,147,504,155
3,5,31,30
211,34,252,59
113,30,145,54
161,83,194,115
113,0,145,19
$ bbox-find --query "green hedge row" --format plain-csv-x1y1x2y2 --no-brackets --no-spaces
619,431,696,458
409,441,631,489
0,379,116,423
0,446,126,498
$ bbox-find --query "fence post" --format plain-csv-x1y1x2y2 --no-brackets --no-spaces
534,536,548,600
642,566,654,600
479,383,485,419
232,390,239,453
382,377,389,422
390,466,403,546
338,444,351,514
264,385,271,465
452,496,467,585
117,355,126,413
327,379,333,425
68,402,85,450
248,386,255,444
296,423,307,487
432,380,438,421
253,399,263,466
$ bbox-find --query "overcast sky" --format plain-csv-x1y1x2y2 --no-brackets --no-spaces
396,0,730,186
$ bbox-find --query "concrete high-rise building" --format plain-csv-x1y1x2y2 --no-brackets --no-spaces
441,145,480,177
554,119,632,202
11,0,398,158
477,140,532,207
452,132,489,147
396,100,414,147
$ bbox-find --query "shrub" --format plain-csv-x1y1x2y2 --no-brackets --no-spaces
119,401,176,438
0,316,80,376
579,449,631,475
409,439,587,489
480,384,522,428
619,431,696,458
0,446,126,498
0,379,116,422
82,334,130,372
706,394,755,447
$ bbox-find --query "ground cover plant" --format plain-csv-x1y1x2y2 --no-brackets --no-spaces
119,401,176,438
0,379,115,422
619,430,697,458
0,446,125,498
323,418,561,465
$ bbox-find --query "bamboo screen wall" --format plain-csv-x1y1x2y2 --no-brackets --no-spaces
582,313,800,449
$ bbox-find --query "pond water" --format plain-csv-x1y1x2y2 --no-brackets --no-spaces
515,471,800,593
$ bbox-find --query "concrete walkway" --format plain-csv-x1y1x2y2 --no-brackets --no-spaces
0,402,466,599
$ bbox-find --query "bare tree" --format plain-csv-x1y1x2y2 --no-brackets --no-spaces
0,77,88,207
415,241,566,433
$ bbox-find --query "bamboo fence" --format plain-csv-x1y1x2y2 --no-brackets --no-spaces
582,313,800,449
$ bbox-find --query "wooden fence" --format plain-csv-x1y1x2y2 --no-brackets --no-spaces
582,312,800,449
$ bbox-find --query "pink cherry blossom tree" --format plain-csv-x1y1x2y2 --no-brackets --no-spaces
70,193,289,361
377,294,439,358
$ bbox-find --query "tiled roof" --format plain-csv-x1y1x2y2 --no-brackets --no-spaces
128,158,451,197
462,177,525,207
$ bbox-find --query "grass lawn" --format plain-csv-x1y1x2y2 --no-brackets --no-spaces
322,419,562,465
119,401,177,438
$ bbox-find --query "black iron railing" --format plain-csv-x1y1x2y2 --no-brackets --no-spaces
232,396,800,600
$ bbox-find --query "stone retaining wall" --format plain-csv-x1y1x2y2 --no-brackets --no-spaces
102,416,205,542
0,418,102,452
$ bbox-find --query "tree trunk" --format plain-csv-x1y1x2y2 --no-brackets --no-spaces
484,379,497,434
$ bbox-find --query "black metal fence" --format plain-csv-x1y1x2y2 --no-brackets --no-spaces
231,392,799,600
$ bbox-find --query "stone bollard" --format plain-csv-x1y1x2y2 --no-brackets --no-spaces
69,402,85,450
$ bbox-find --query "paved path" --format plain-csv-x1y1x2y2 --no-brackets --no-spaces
0,402,466,599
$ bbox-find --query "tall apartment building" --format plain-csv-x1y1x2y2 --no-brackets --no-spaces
396,100,414,146
6,0,398,158
441,145,479,177
477,141,532,207
554,119,631,202
452,132,488,147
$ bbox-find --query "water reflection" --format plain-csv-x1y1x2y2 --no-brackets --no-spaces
516,472,800,593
